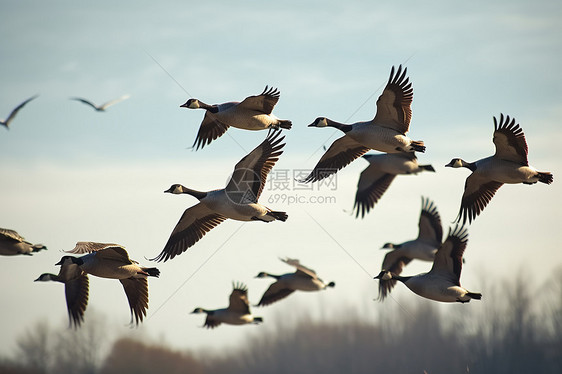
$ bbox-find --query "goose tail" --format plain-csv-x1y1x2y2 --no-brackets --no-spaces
466,292,482,300
143,267,161,278
537,171,553,185
420,164,435,172
253,317,264,324
409,140,425,153
278,120,292,130
268,211,288,222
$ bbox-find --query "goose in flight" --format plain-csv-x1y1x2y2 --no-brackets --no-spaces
375,225,481,303
376,197,443,300
191,282,263,328
1,95,38,129
255,257,335,307
151,130,287,262
181,86,292,150
354,153,434,218
446,114,553,224
0,228,46,256
35,262,89,328
56,242,160,325
70,94,130,111
302,65,425,183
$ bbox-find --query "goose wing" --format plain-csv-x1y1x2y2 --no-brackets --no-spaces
373,65,413,133
66,242,132,264
203,315,221,329
301,136,370,183
192,112,230,150
228,283,251,314
225,130,285,203
70,97,100,110
0,228,26,243
353,161,396,218
456,174,503,225
237,86,280,114
282,258,317,279
428,225,468,285
257,281,295,306
417,197,443,245
119,277,149,325
64,272,89,328
152,203,227,262
378,250,412,300
98,94,130,110
3,95,38,127
492,114,528,165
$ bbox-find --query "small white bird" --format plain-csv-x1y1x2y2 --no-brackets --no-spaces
354,153,434,218
255,257,335,306
1,95,38,129
446,114,553,224
181,86,292,150
190,282,263,329
377,197,443,300
302,65,425,183
152,130,287,262
70,94,130,111
375,225,481,303
57,242,160,325
0,228,46,256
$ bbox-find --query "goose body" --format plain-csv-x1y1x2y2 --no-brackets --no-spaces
70,94,130,111
0,228,46,256
375,225,481,303
182,86,292,150
56,242,160,325
152,130,287,262
302,65,425,183
1,95,38,129
256,258,335,306
191,283,263,329
446,114,553,224
354,153,435,218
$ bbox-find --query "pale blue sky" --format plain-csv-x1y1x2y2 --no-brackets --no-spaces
1,0,561,358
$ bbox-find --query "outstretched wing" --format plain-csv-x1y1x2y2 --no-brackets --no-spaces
373,65,413,133
70,97,99,110
228,283,251,314
99,94,130,110
417,197,443,246
119,277,149,325
353,162,396,218
429,225,468,285
456,174,503,225
378,251,412,300
64,273,89,329
3,95,38,127
192,112,230,150
0,228,26,243
256,281,295,306
282,258,317,279
238,86,280,114
492,113,528,165
66,242,132,264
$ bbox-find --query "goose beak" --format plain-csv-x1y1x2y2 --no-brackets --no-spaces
164,187,173,193
55,259,63,266
180,103,188,108
307,123,316,127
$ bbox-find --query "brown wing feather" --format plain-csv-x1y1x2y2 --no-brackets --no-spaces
119,277,149,325
378,253,412,300
229,283,251,314
257,282,295,306
238,86,280,114
456,174,503,225
417,197,443,245
353,167,396,218
429,225,468,286
65,273,89,328
192,112,230,150
492,114,528,165
373,65,413,133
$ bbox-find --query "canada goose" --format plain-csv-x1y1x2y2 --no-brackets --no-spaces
151,130,287,262
1,95,38,129
191,282,263,329
354,153,435,218
374,225,481,303
255,258,335,306
35,263,89,328
377,197,443,300
0,228,46,256
446,114,553,224
181,86,292,150
57,242,160,325
302,65,425,183
70,94,130,111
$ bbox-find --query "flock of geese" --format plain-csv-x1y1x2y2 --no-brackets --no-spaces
1,64,553,329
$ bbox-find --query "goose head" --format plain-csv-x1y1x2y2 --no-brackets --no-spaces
255,272,269,278
374,270,393,281
308,117,329,128
165,184,186,194
180,99,200,109
445,158,465,168
381,243,395,249
190,307,207,315
55,255,82,266
34,273,54,282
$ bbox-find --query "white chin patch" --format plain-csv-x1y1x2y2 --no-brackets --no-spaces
189,101,199,109
318,118,328,127
382,272,392,281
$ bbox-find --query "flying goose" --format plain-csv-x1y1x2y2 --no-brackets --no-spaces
191,282,263,329
255,257,335,306
375,225,481,303
57,242,160,325
302,65,425,183
1,95,38,129
354,153,435,218
377,197,443,300
151,130,287,262
181,86,292,150
70,94,130,111
0,228,47,256
446,114,553,224
35,262,89,328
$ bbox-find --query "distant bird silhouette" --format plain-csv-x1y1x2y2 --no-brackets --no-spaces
376,197,443,300
191,282,263,329
1,95,38,129
70,94,130,111
255,257,335,306
353,153,435,218
57,242,160,325
375,225,481,303
446,114,553,224
181,86,292,150
302,65,424,183
0,228,46,256
151,130,287,262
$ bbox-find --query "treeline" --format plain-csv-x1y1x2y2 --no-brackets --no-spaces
2,273,561,374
